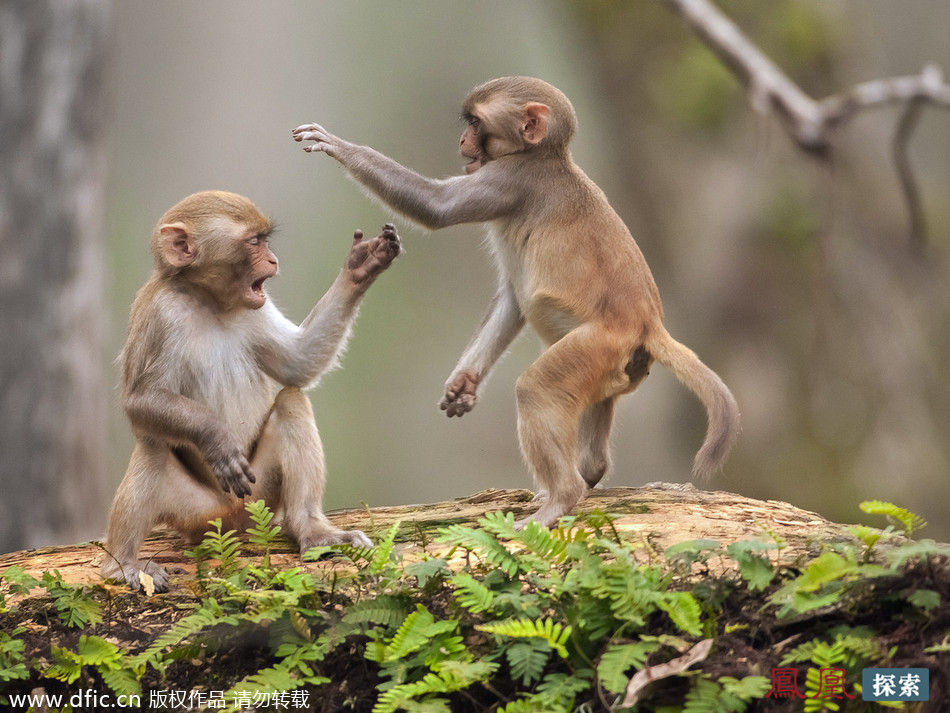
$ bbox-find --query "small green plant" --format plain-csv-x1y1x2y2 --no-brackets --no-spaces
40,571,103,629
0,499,945,711
0,629,28,683
46,635,142,698
185,517,242,582
860,500,926,536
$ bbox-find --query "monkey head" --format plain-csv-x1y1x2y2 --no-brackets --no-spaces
459,76,578,173
152,190,278,310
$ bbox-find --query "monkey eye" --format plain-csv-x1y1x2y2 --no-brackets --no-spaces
247,235,269,247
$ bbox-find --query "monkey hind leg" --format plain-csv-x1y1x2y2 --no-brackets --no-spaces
260,387,372,551
102,448,181,592
578,396,617,488
515,326,622,527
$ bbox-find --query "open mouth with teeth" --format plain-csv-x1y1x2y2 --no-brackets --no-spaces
245,276,270,307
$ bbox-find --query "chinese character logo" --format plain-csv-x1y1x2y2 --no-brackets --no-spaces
862,668,929,702
766,668,806,699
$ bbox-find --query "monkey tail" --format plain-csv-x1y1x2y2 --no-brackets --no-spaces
646,328,740,480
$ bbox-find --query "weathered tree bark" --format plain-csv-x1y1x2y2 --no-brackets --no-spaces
0,0,111,550
0,487,861,588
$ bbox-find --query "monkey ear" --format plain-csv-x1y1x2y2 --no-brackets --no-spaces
158,222,196,268
521,102,550,145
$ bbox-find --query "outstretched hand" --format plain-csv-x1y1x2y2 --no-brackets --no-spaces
292,122,346,158
345,224,401,288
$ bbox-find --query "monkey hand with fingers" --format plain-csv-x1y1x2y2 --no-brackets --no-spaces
440,369,479,417
102,191,399,591
293,77,739,528
345,223,402,288
293,122,348,158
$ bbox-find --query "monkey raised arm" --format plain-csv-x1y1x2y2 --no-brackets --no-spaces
254,225,401,386
292,124,519,230
441,282,525,417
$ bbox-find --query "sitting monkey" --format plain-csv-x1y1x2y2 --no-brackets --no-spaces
102,190,400,591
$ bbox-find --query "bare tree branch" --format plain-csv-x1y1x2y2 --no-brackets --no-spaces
893,98,926,252
821,64,950,126
662,0,950,245
662,0,827,151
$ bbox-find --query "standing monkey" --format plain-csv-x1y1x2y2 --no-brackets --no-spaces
293,76,739,527
103,191,400,591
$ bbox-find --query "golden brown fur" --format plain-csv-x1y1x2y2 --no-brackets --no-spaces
293,76,739,526
102,191,400,590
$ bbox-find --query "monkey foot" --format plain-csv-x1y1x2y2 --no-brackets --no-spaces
103,560,169,593
299,527,373,552
529,489,549,504
516,481,586,529
515,502,575,530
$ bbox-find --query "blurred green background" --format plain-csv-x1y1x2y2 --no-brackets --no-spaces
102,1,949,537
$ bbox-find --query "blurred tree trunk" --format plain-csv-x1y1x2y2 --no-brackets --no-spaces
0,0,111,551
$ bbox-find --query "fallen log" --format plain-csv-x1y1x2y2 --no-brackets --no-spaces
0,485,855,590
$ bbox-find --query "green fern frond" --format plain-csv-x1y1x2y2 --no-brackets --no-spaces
682,677,722,713
505,639,552,686
342,595,411,630
371,605,458,664
368,521,402,576
404,558,450,588
132,600,238,667
478,511,519,539
372,660,496,713
38,572,103,629
860,500,926,535
436,525,521,575
515,521,568,562
883,539,950,568
245,499,282,547
596,640,659,694
720,675,773,701
658,591,702,636
536,669,591,703
451,572,494,613
225,660,329,712
498,699,560,713
477,618,571,658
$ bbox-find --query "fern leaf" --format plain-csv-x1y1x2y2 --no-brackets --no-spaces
720,675,771,700
404,558,450,587
368,521,402,575
477,618,571,658
342,595,411,630
516,521,568,562
99,667,142,699
682,677,720,713
451,572,494,613
860,500,926,535
658,591,702,636
597,640,659,694
132,602,237,666
505,639,551,686
436,525,521,575
478,511,519,539
378,605,456,663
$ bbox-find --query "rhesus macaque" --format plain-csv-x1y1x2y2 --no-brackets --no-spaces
292,76,739,527
102,191,400,591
